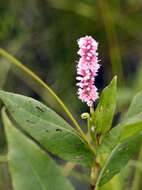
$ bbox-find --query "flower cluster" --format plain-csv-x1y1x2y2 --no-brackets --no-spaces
76,36,100,107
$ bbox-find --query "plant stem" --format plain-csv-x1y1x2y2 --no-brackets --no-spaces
90,106,95,119
90,107,98,150
131,143,142,190
90,161,100,190
86,114,92,138
89,107,100,190
0,48,96,156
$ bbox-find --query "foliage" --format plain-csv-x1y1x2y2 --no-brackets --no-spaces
0,57,142,189
0,0,142,189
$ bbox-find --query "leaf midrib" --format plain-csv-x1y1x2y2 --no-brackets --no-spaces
4,96,84,141
14,146,47,190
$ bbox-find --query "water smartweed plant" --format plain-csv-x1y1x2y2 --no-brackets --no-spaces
0,36,142,190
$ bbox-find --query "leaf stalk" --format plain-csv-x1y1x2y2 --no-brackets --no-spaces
0,48,96,156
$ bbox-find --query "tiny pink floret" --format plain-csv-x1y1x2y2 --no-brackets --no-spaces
76,36,100,107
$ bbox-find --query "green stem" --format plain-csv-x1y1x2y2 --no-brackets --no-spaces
0,48,96,155
131,143,142,190
88,114,92,138
90,162,100,190
90,107,95,120
90,107,98,151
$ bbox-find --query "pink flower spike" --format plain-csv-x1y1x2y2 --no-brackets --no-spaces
76,35,100,107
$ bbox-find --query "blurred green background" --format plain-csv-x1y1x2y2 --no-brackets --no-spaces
0,0,142,189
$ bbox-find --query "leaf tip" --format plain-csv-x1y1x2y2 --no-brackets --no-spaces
112,75,117,85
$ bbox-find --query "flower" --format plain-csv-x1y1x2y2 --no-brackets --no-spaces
76,36,100,107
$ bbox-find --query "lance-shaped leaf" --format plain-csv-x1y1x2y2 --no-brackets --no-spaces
93,76,117,135
2,109,74,190
125,90,142,119
96,132,142,187
121,90,142,141
99,91,142,154
98,126,121,154
97,90,142,186
0,90,94,166
120,112,142,141
99,112,142,154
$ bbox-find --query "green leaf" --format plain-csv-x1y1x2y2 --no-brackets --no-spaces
0,90,94,166
97,90,142,186
125,90,142,119
118,90,142,142
120,112,142,141
99,112,142,154
98,126,121,154
2,109,74,190
93,76,117,135
96,132,142,187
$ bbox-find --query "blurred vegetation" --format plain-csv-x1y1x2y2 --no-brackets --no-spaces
0,0,142,189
